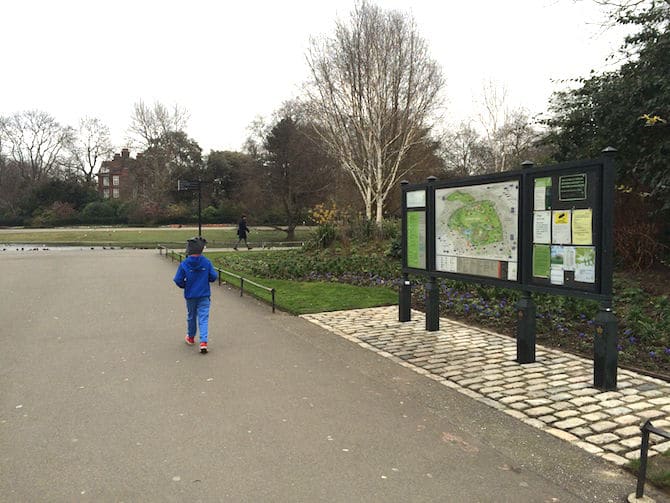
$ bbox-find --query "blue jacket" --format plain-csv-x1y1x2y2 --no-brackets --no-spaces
173,255,218,299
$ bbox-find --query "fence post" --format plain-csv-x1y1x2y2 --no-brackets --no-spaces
271,288,276,313
240,277,244,296
635,420,652,500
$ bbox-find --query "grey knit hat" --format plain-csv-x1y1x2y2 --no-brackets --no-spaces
186,237,207,255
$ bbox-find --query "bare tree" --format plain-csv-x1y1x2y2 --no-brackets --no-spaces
0,110,74,182
441,122,486,176
476,82,539,172
71,117,114,184
304,0,445,223
127,100,190,149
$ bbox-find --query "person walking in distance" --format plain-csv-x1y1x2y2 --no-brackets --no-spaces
234,215,251,250
173,237,217,353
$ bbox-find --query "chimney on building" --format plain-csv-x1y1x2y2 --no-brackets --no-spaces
121,148,130,159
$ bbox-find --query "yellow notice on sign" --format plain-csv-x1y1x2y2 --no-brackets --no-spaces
572,209,593,245
554,211,569,224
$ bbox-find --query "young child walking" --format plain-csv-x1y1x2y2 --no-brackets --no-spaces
173,237,218,353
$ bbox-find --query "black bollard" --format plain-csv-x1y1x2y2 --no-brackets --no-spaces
399,273,411,322
425,276,439,331
515,290,536,363
594,304,618,390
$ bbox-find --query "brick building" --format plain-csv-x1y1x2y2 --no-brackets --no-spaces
96,148,136,200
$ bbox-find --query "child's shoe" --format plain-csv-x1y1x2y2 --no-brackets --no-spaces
185,335,195,345
200,342,208,353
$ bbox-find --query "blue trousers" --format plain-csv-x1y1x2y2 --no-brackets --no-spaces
186,297,211,343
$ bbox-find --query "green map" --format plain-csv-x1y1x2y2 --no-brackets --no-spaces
435,181,519,272
446,192,503,247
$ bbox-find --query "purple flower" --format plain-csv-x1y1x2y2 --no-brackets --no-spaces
665,348,670,355
650,351,656,358
629,336,637,344
617,345,623,351
624,328,632,336
578,332,585,338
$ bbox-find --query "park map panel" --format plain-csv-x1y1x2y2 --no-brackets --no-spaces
435,180,519,281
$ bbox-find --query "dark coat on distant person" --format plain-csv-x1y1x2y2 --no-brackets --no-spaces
237,217,250,239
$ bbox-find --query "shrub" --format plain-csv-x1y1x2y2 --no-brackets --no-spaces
614,188,668,270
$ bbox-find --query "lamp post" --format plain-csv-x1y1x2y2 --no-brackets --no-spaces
177,178,224,238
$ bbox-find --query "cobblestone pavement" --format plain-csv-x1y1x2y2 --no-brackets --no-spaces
303,306,670,467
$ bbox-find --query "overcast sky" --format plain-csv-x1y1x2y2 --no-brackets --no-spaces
1,0,630,155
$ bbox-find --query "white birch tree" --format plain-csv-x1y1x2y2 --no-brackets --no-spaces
304,1,444,223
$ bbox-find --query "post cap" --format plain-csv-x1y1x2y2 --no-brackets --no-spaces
521,160,534,169
400,180,409,186
427,176,437,183
602,146,618,155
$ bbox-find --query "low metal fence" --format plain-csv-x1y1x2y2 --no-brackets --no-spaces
633,419,670,500
158,245,276,313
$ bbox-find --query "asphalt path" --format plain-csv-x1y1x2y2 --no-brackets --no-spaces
0,249,654,502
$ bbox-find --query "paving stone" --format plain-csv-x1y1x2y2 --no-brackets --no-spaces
624,450,640,460
545,428,579,442
582,412,609,422
613,415,642,427
570,426,593,438
538,415,558,424
620,395,644,403
625,401,654,412
550,402,573,412
526,406,555,417
575,441,605,454
621,437,642,449
606,406,633,416
504,409,528,420
554,417,587,429
600,453,628,466
579,404,602,414
526,398,552,407
573,387,601,396
555,409,580,419
637,409,666,420
570,396,598,406
594,391,623,401
479,386,505,394
586,433,619,445
600,399,625,408
590,421,618,433
602,442,627,453
499,395,527,404
616,425,643,438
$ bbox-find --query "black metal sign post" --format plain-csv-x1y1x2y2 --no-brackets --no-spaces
399,181,412,322
593,147,618,390
516,161,536,363
425,176,439,331
400,148,618,389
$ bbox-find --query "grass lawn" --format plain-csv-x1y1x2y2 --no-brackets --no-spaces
0,226,311,248
210,252,397,314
